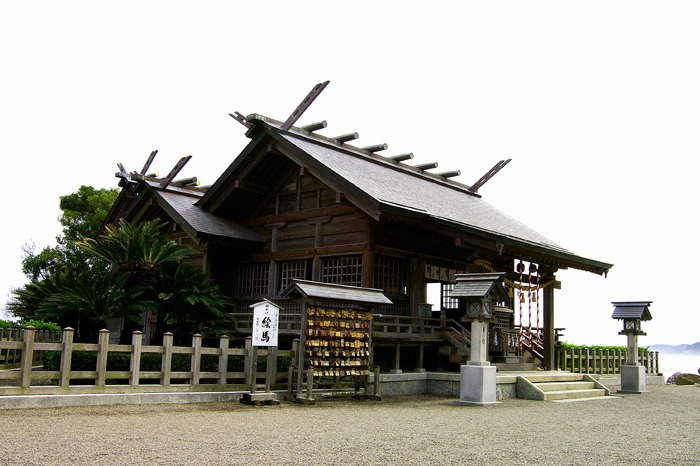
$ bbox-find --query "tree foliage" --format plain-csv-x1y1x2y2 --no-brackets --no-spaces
21,185,119,280
8,186,234,343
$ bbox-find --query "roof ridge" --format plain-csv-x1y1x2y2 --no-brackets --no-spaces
245,113,479,198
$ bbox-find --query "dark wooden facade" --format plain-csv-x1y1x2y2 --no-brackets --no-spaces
105,112,613,371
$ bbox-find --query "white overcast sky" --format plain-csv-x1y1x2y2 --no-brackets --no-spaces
1,1,698,346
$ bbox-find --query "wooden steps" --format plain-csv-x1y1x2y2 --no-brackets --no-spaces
516,373,613,402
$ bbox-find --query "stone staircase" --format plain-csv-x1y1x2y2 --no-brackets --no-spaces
516,373,612,402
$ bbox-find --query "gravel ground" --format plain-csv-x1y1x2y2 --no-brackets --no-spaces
0,384,698,465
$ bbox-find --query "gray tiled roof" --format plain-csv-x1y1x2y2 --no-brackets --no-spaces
155,187,263,243
280,133,568,253
281,279,393,306
611,301,653,321
450,273,509,301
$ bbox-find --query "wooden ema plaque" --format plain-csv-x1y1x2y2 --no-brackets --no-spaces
304,306,372,378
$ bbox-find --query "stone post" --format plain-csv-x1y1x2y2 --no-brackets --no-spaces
457,320,499,406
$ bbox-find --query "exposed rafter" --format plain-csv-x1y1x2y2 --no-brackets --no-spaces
140,150,158,175
160,156,193,188
281,81,330,130
229,111,252,129
468,159,512,193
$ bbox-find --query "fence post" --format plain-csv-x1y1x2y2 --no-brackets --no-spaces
374,366,381,397
96,329,110,387
60,327,74,387
218,335,230,386
265,346,278,392
162,332,173,386
305,366,314,400
288,339,298,397
191,334,202,385
11,328,21,366
654,351,660,375
130,331,142,386
20,326,36,388
244,337,254,388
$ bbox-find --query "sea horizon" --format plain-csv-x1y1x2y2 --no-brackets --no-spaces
657,351,699,376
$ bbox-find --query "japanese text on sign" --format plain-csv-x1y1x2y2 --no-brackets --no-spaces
252,302,279,347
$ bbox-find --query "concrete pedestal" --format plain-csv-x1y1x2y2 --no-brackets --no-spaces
455,363,500,406
618,364,647,394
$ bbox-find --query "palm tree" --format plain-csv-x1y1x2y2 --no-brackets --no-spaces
154,264,235,344
78,219,192,275
78,219,193,343
9,267,154,342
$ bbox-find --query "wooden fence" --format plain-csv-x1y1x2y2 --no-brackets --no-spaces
556,346,661,375
0,328,62,370
0,327,295,396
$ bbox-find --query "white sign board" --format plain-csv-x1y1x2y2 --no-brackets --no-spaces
252,301,279,347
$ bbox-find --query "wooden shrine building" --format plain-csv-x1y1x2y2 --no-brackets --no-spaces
104,83,613,373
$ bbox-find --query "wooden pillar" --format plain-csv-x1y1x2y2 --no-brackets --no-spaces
96,329,110,387
20,326,36,388
392,342,402,373
415,342,425,371
129,331,142,386
162,332,173,386
409,257,426,317
543,276,557,370
59,327,74,388
191,333,202,385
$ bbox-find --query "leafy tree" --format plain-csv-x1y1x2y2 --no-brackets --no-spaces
9,187,234,344
21,186,118,280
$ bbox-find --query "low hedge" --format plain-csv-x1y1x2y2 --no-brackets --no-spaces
559,342,649,352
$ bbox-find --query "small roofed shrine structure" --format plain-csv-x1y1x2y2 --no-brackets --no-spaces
103,81,613,373
281,279,391,402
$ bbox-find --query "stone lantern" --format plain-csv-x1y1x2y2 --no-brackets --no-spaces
611,301,652,394
450,272,509,405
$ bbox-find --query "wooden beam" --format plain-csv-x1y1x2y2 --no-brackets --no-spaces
388,153,413,163
140,150,158,175
436,170,461,179
333,132,359,143
300,121,327,132
233,179,268,195
413,162,438,171
362,143,388,153
229,111,252,129
281,81,330,130
160,156,192,188
468,159,512,193
172,176,197,186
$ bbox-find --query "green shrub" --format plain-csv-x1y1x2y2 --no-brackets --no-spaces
559,342,648,352
20,320,62,332
0,319,16,329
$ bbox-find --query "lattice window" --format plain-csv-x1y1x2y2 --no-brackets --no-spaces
441,283,459,310
238,263,269,297
374,255,408,295
321,255,363,287
279,259,309,292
